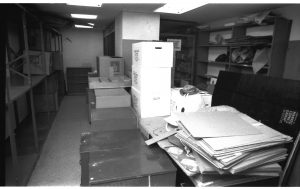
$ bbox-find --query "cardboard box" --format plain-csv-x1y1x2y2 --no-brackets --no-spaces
132,65,171,93
132,42,173,67
99,56,124,78
131,86,170,118
23,51,53,75
95,88,131,109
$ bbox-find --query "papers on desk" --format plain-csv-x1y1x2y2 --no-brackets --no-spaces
174,111,261,138
157,106,293,185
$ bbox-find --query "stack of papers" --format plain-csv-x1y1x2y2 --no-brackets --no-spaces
161,107,292,185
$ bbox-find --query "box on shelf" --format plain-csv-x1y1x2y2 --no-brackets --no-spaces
132,65,171,93
131,86,171,118
23,51,53,75
99,56,124,78
170,88,212,113
132,42,173,67
95,88,131,109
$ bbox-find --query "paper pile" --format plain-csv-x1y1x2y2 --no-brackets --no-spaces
161,106,292,186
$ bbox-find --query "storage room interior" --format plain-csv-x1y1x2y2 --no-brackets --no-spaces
3,2,300,187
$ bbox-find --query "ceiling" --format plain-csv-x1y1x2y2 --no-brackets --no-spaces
28,3,290,31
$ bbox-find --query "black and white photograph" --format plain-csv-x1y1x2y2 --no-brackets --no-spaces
2,0,300,187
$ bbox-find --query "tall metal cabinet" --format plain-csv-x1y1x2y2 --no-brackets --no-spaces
194,17,292,90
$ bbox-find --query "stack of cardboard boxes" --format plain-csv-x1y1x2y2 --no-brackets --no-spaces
131,42,173,118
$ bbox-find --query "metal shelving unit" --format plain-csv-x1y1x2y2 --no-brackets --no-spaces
195,16,291,90
5,5,63,186
160,33,197,87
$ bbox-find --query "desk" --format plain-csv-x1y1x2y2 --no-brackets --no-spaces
139,116,279,187
80,130,177,186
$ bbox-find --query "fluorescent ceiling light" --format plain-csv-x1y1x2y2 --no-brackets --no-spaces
75,24,93,28
71,14,98,19
154,2,206,14
88,23,95,26
67,3,102,7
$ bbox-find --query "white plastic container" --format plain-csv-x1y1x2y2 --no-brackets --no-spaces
131,86,171,118
170,88,212,113
132,42,173,67
132,65,171,93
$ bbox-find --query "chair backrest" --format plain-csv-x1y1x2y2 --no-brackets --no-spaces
279,132,300,186
212,71,300,186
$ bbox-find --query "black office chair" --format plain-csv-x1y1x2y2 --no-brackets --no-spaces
279,131,300,186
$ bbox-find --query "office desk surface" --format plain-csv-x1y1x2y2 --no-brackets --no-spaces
80,130,176,186
6,75,46,104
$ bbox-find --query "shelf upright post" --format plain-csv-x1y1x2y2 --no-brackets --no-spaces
40,22,50,120
22,11,39,152
54,33,57,51
191,34,197,85
60,35,63,52
5,46,21,185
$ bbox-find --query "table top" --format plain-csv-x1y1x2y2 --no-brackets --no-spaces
6,75,46,104
80,130,176,185
88,76,131,89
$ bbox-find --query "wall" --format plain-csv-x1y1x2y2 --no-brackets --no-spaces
114,11,160,76
115,13,123,57
121,12,160,40
62,28,104,71
273,5,300,80
273,5,300,41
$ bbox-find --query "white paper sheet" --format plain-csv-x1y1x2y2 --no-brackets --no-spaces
175,111,261,138
252,47,270,73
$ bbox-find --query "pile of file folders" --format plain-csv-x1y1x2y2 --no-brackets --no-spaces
155,106,293,186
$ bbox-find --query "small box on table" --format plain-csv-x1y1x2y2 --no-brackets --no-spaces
94,88,130,109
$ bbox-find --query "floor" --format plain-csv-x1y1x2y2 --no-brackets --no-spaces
5,110,57,186
28,95,89,186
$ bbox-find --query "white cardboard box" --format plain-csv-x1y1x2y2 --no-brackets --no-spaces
131,86,171,118
23,51,53,75
132,42,173,67
95,88,131,109
99,56,124,78
132,65,171,93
